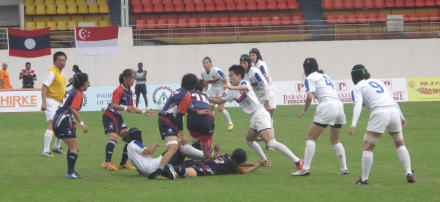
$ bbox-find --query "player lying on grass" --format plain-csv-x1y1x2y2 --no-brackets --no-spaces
210,64,304,174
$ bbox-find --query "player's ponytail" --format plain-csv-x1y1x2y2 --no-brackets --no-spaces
351,64,371,85
73,72,88,89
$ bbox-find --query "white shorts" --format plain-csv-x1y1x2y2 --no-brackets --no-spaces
45,97,60,122
256,89,276,109
138,155,162,176
209,86,224,98
250,108,272,132
367,106,402,133
313,102,346,126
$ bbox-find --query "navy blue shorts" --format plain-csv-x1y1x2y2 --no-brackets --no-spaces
181,160,212,176
158,114,178,140
187,114,215,136
54,122,77,139
102,110,127,135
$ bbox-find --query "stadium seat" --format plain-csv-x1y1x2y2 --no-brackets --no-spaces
67,4,77,14
206,2,216,11
256,1,266,9
365,0,374,8
26,5,36,15
216,2,226,10
99,4,109,13
163,0,172,3
337,14,347,23
55,0,65,5
240,17,250,26
147,19,157,29
247,0,257,10
46,4,56,14
47,21,57,30
277,0,287,9
385,0,394,7
261,16,270,25
157,19,167,28
230,16,240,25
394,0,404,7
219,17,229,26
25,0,35,5
357,13,367,23
132,0,142,4
354,0,364,9
35,0,45,5
272,16,281,25
292,15,302,24
375,0,385,8
133,4,143,13
368,13,378,23
178,18,188,27
174,2,185,11
226,1,236,10
287,0,299,9
136,20,147,29
78,4,88,13
26,22,36,30
68,21,77,30
334,0,343,9
144,3,154,12
344,0,354,9
36,21,46,28
45,0,55,5
76,0,86,5
65,0,75,4
99,20,109,26
57,21,67,30
347,14,357,23
173,0,183,3
143,0,152,3
185,3,196,11
437,0,440,5
419,12,429,21
430,12,440,21
199,17,209,27
426,0,436,6
326,14,336,24
236,1,246,10
164,3,175,12
405,0,415,7
57,4,67,14
323,0,333,10
97,0,107,5
409,13,419,21
89,4,99,13
183,0,193,3
188,18,198,27
168,18,178,28
377,13,387,22
36,5,46,15
209,17,219,26
281,16,291,25
154,3,164,12
415,0,425,6
251,16,261,26
196,2,206,11
267,0,277,9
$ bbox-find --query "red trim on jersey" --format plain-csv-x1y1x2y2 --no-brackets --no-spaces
199,135,213,143
111,86,123,104
177,93,191,114
104,110,119,133
234,92,247,102
159,116,178,131
70,91,83,111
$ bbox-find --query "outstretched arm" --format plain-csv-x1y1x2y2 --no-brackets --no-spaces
242,159,269,174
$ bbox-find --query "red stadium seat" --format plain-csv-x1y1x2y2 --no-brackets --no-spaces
132,0,142,5
277,0,287,9
173,0,182,3
334,0,343,9
163,0,172,3
257,1,267,9
326,14,336,24
394,0,404,7
409,13,419,21
183,0,193,3
219,17,230,26
347,14,357,23
236,1,246,10
152,0,162,3
178,18,188,27
357,13,367,23
146,19,157,29
247,0,257,10
431,12,440,21
153,3,164,12
272,16,281,25
164,3,174,12
174,2,185,11
261,16,270,25
240,17,250,26
415,0,425,6
437,0,440,6
337,14,347,23
216,1,226,10
401,13,409,22
226,1,236,10
419,12,429,21
405,0,415,7
251,16,261,26
368,13,378,23
196,2,205,11
194,0,202,3
384,0,394,7
287,0,298,9
205,0,214,3
209,17,219,26
378,13,387,22
168,18,178,28
323,0,333,10
206,2,216,11
292,15,302,24
354,0,364,9
188,18,198,27
185,2,195,11
230,16,240,25
142,0,152,4
281,16,291,25
143,3,154,12
365,0,374,8
136,19,147,29
344,0,354,9
426,0,436,6
133,4,143,13
375,0,385,8
199,17,209,26
267,0,277,9
157,19,167,28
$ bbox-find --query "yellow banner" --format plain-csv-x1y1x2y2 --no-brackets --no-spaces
407,77,440,101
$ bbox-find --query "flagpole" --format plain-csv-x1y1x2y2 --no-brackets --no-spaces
297,73,305,105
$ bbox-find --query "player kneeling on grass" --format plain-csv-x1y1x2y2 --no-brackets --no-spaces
210,65,304,173
52,73,90,179
350,65,414,185
172,148,269,178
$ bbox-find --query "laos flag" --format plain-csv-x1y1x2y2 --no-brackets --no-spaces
8,28,51,58
75,25,118,56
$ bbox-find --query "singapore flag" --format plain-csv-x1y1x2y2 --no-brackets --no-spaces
75,25,118,56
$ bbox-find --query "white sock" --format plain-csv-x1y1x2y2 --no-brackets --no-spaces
333,143,347,171
180,144,204,160
303,140,315,170
245,140,267,160
54,138,62,149
43,130,54,153
396,146,412,174
362,151,373,181
267,139,299,163
221,109,232,124
271,119,275,137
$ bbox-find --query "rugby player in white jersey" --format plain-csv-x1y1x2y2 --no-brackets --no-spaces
210,65,304,174
291,58,348,177
349,64,414,184
201,57,234,131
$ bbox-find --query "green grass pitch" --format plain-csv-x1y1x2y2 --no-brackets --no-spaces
0,102,439,202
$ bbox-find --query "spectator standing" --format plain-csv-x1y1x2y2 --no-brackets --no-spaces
19,62,37,88
0,63,11,89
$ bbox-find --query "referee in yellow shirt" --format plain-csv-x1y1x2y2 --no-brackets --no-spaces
41,51,68,157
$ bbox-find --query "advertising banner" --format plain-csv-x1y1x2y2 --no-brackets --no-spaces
407,77,440,101
0,90,42,113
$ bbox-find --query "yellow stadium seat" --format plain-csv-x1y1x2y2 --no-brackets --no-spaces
35,0,45,5
57,5,67,14
46,5,56,14
36,5,46,15
71,15,84,21
26,22,36,30
97,0,107,5
33,16,51,22
36,21,46,28
45,0,55,5
78,5,88,13
68,21,77,30
25,5,36,15
103,15,110,21
25,0,35,6
57,21,67,30
67,4,77,14
56,0,65,5
52,15,70,21
66,0,76,4
76,0,86,5
47,21,57,31
88,4,98,13
99,4,109,13
99,20,109,26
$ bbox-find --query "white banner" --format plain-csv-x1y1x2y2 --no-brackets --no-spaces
0,90,42,113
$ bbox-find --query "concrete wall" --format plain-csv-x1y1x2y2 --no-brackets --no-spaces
2,27,439,89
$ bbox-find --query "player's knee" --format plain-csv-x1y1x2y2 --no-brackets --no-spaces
363,133,379,145
390,132,404,147
266,139,277,148
245,139,254,146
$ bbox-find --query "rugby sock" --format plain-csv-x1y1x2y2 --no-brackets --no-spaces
105,140,116,162
396,146,412,174
245,140,267,160
362,151,373,181
221,109,233,124
43,130,54,153
303,140,316,171
267,139,299,163
333,143,348,171
180,144,204,160
119,143,129,165
54,138,62,149
67,152,78,174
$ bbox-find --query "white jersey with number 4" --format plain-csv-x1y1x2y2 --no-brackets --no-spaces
201,67,226,88
304,72,339,103
222,80,263,115
127,140,162,175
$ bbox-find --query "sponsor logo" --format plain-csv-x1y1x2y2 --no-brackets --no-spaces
383,80,392,90
0,95,38,108
337,82,347,91
152,86,173,109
